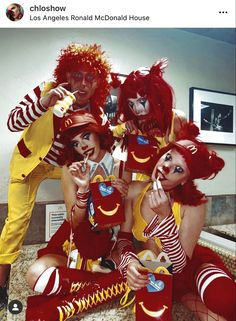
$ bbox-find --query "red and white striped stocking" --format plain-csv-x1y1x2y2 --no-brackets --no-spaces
194,264,236,321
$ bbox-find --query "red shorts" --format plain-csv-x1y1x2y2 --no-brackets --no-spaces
38,220,114,261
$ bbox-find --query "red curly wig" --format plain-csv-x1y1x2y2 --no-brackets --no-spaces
59,111,114,166
53,43,111,117
116,58,174,136
154,122,225,206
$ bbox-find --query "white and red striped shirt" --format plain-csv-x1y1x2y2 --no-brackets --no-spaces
7,82,90,167
7,83,47,132
143,214,187,273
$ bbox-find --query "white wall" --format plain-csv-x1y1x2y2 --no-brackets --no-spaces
0,28,235,203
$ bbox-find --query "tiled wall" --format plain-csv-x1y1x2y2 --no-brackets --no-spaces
205,195,236,226
0,194,235,245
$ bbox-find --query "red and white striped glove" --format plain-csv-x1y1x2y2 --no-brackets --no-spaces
116,231,139,278
144,214,187,273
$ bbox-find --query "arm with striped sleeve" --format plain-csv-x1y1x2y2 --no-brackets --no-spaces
7,82,48,132
116,231,139,278
143,213,187,273
115,186,140,278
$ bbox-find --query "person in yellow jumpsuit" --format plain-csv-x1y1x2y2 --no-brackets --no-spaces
0,43,111,312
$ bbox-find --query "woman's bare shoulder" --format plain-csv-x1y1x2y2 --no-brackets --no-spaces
180,202,206,221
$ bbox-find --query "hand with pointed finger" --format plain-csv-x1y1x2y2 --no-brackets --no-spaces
68,161,90,190
149,179,172,221
126,261,149,291
40,82,72,109
111,178,129,198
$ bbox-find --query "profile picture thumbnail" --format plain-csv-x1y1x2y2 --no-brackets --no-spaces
6,3,24,21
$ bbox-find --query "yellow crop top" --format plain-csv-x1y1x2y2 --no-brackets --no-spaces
132,182,181,248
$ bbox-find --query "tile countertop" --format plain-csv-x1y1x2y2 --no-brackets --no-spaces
206,223,236,238
201,223,236,253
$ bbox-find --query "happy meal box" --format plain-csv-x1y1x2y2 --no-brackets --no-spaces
125,134,158,175
136,272,172,321
136,252,173,321
88,180,125,230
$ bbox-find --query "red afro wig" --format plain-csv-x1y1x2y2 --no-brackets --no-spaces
155,122,225,206
59,111,114,166
116,58,174,136
53,43,111,115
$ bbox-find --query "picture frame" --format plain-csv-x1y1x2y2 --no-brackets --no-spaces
189,87,236,145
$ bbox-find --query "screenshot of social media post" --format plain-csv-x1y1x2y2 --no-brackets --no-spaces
0,0,235,320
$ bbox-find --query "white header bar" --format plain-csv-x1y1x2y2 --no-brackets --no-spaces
0,0,235,28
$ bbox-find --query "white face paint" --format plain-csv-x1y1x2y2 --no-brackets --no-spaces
128,94,150,116
71,131,102,162
151,149,190,191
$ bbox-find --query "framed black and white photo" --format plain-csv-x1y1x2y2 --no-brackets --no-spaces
104,74,127,123
189,87,236,145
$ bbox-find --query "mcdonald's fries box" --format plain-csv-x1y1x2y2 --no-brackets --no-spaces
125,134,158,175
88,181,125,230
136,272,172,321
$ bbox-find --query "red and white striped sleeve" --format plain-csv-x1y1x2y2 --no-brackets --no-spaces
7,82,48,132
143,214,187,273
116,231,139,278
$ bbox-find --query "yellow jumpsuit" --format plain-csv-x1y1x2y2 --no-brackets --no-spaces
0,83,61,264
